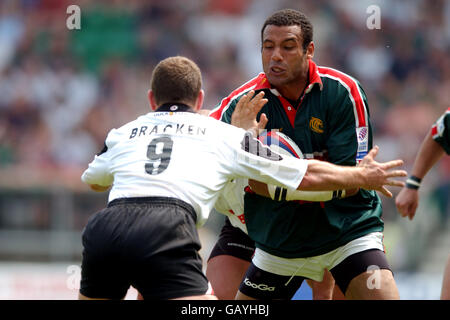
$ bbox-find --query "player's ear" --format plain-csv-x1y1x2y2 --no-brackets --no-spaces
148,90,158,111
306,41,314,60
194,89,204,111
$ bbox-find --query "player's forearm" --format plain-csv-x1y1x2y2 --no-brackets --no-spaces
297,160,366,191
269,186,347,201
249,179,345,200
249,179,357,201
410,132,445,180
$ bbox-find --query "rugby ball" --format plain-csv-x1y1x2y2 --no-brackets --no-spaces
258,131,303,159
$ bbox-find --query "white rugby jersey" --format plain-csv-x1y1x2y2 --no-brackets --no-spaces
214,177,249,233
81,104,307,227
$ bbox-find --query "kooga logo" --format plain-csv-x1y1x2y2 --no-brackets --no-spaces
244,278,275,291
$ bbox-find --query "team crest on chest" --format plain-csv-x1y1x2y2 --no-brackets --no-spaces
309,117,324,133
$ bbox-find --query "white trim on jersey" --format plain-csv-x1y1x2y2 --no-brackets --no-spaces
318,67,370,162
317,71,369,129
432,109,450,140
208,83,257,121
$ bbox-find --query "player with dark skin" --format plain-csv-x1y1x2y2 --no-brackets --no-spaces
208,10,401,300
242,23,397,302
249,21,343,301
207,22,347,301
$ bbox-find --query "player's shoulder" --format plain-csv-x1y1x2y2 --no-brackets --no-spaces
102,113,151,146
432,108,450,141
172,111,247,141
197,116,249,152
438,108,450,128
317,65,363,85
208,73,269,121
204,114,246,137
317,65,365,98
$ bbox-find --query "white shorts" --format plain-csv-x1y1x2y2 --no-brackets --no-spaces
252,232,385,282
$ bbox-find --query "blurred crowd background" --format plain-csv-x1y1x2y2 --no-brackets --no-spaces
0,0,449,299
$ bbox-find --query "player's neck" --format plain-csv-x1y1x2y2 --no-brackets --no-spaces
276,79,308,101
156,103,196,113
275,69,309,101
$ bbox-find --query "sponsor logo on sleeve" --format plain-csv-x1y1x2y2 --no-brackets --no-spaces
356,126,369,162
356,126,369,153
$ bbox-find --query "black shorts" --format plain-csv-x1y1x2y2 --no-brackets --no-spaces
239,249,392,299
208,218,255,262
80,196,209,300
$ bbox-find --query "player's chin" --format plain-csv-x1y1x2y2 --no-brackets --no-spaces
265,73,290,87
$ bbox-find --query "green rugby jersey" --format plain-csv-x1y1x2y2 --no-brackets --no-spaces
431,108,450,154
210,60,384,258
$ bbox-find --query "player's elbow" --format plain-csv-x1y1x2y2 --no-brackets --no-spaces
248,179,270,197
89,184,110,192
297,173,317,191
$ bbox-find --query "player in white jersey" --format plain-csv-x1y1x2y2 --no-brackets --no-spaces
79,56,406,300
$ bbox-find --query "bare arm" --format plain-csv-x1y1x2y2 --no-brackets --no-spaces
406,131,445,179
298,146,406,198
251,146,405,198
249,179,358,200
230,91,406,198
395,131,446,219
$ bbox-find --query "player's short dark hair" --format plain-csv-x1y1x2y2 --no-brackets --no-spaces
261,9,313,51
151,56,202,106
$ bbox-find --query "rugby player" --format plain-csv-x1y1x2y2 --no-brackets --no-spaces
79,56,406,300
208,9,403,300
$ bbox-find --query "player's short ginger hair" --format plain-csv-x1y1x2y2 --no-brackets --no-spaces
151,56,202,106
261,9,313,52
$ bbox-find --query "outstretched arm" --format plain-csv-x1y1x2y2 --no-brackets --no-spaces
249,180,358,201
230,92,406,197
248,146,405,201
297,146,406,197
395,131,446,220
231,90,268,134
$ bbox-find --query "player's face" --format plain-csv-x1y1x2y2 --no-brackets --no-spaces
261,25,311,90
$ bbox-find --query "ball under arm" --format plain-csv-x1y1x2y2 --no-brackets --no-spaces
268,185,345,201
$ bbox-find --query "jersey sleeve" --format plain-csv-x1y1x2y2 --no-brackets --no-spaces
208,96,239,124
431,108,450,154
221,130,308,190
325,79,372,166
81,130,116,187
208,74,267,123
